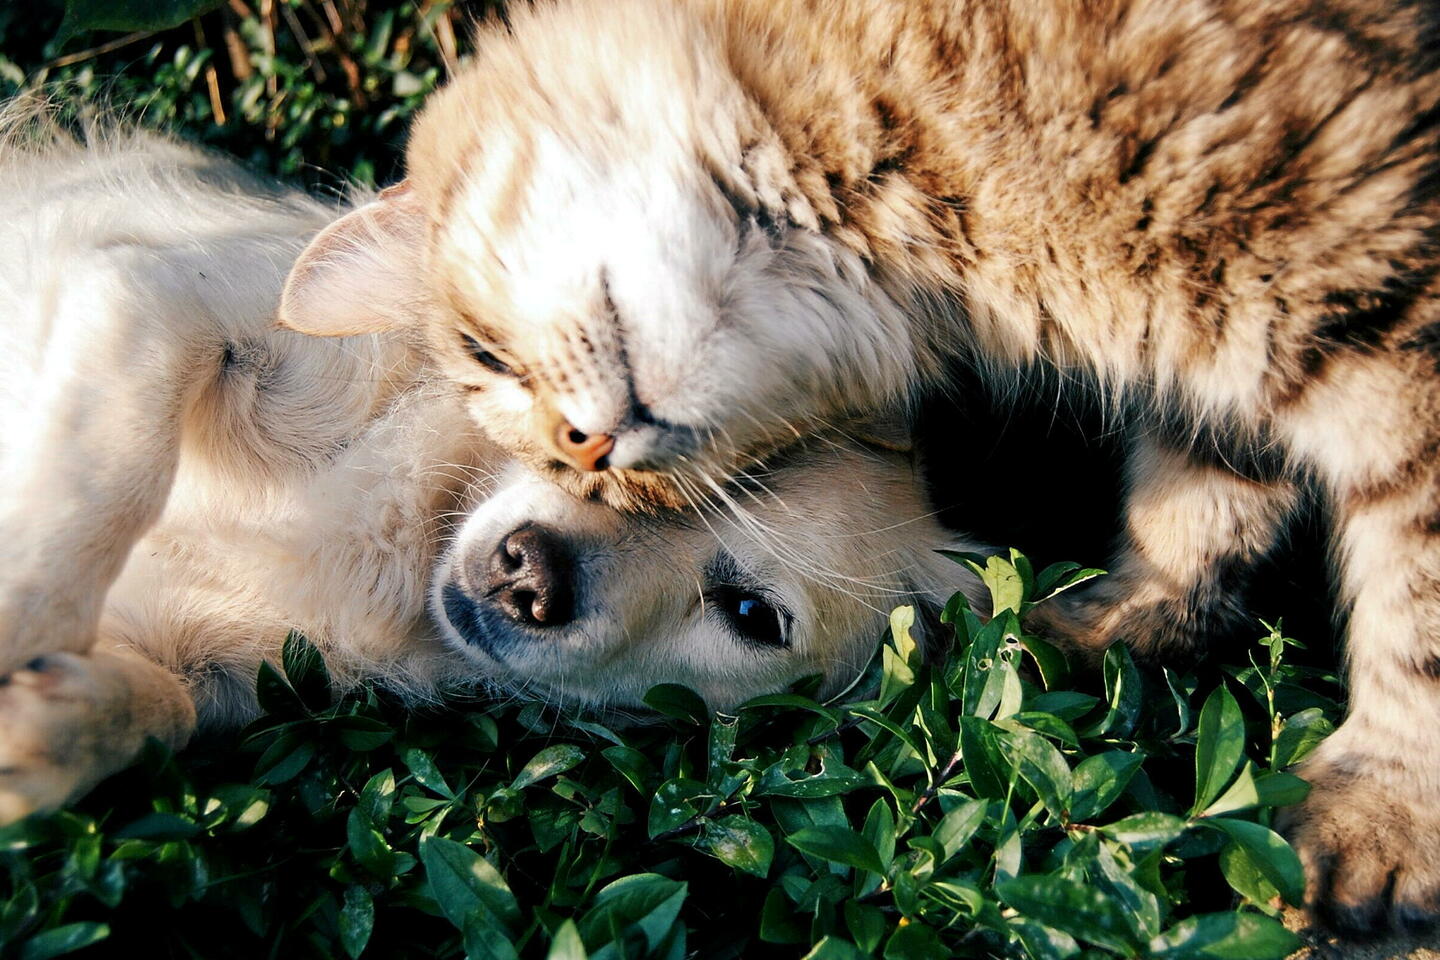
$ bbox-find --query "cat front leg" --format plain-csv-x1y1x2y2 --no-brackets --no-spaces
1276,462,1440,932
1028,432,1300,661
0,648,195,824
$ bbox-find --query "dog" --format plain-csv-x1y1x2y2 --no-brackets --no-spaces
0,106,977,822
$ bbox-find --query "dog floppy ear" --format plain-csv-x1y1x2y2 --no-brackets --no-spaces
279,181,428,336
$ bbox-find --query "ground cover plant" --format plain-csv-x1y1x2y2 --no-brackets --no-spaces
0,552,1343,959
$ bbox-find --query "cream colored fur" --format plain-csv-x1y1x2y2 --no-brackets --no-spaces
0,110,979,822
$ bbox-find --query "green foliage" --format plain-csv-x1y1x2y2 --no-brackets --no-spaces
1,0,484,187
0,555,1343,959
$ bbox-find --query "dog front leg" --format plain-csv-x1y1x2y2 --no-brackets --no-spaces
0,265,210,670
0,647,196,823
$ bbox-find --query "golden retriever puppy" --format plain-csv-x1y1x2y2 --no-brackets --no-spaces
0,109,977,822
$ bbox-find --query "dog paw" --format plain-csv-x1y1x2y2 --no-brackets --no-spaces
0,653,142,823
1279,746,1440,934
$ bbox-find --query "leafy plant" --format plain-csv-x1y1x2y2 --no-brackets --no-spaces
0,553,1342,959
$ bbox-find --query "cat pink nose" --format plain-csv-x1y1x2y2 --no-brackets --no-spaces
556,423,615,471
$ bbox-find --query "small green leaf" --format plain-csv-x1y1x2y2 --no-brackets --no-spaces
281,631,332,712
800,937,869,960
547,920,589,960
1028,691,1101,721
643,684,708,724
934,798,988,860
1101,812,1189,853
1069,751,1143,822
1272,708,1334,768
883,920,945,959
1193,685,1247,814
995,874,1141,954
420,836,521,933
1202,764,1310,817
647,778,707,838
1148,912,1300,959
512,745,586,790
18,922,110,960
785,826,886,875
55,0,225,44
402,747,456,799
1201,819,1305,905
577,874,687,955
339,885,374,959
346,807,395,878
602,745,656,796
1002,729,1072,819
1090,644,1142,738
701,817,773,877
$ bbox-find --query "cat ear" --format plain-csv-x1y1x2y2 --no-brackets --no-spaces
279,180,429,336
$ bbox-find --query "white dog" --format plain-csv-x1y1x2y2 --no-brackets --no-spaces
0,108,977,821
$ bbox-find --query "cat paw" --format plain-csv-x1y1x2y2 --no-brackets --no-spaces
0,653,137,824
1279,748,1440,934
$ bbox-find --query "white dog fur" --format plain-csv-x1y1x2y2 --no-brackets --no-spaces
0,107,977,822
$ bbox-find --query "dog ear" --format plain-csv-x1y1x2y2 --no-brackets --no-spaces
278,181,428,336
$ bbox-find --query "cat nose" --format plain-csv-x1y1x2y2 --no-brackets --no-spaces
473,523,575,627
555,422,615,472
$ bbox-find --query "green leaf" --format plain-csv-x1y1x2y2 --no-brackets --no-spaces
800,937,869,960
18,922,110,960
759,888,808,944
643,684,708,724
1272,708,1334,768
254,660,305,717
1002,729,1072,819
1020,634,1070,689
1219,840,1281,907
700,816,773,877
112,812,200,842
883,921,945,959
462,916,520,960
420,836,521,933
880,606,919,705
577,874,687,955
602,745,656,796
513,745,586,790
934,798,988,860
785,826,886,875
281,631,332,712
339,885,374,960
995,874,1141,953
1033,561,1106,604
647,778,708,838
1101,812,1189,853
1007,918,1081,960
1202,764,1310,817
402,747,456,799
346,807,395,879
1028,691,1100,721
957,716,1011,800
1148,912,1301,959
1069,751,1143,822
56,0,225,44
1201,819,1305,905
1193,685,1246,815
1090,644,1142,738
547,920,589,960
844,902,887,954
253,734,315,785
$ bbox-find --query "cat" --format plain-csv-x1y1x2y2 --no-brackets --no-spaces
277,0,1440,932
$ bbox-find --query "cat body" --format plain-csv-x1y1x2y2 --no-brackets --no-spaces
278,0,1440,931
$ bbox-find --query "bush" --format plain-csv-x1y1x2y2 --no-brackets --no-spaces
0,553,1342,959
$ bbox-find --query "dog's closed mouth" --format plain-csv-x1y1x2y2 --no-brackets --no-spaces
441,581,511,661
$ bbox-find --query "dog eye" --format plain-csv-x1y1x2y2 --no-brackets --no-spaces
460,334,514,376
712,584,789,649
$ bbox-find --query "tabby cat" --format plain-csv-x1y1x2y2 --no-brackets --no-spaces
280,0,1440,932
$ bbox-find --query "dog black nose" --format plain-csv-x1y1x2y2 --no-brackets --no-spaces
473,523,575,627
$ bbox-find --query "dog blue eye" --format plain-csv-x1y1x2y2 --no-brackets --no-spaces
712,585,788,649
